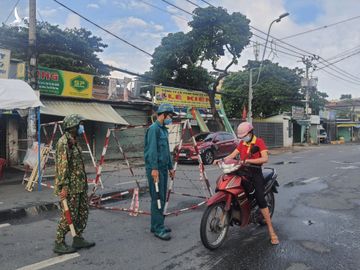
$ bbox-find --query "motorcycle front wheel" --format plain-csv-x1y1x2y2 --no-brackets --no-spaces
200,202,230,250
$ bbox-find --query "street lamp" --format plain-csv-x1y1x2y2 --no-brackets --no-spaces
248,12,289,123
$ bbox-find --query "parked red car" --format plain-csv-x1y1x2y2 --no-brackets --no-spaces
173,132,239,165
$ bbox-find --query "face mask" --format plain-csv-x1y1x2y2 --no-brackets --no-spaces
164,118,172,125
242,134,252,143
77,124,84,135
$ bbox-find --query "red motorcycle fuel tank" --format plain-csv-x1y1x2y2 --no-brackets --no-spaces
216,173,246,196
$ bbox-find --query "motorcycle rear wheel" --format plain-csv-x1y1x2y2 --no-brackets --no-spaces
200,202,229,250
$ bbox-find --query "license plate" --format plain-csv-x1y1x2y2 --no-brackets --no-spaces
179,153,187,157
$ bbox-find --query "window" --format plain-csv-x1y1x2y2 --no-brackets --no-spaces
222,133,235,141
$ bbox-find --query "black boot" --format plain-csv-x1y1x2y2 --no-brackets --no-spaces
72,236,96,249
53,241,77,254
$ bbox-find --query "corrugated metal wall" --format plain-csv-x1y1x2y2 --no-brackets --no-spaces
229,120,284,148
99,107,149,161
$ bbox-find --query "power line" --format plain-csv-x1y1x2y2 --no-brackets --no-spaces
137,0,188,21
160,0,193,16
199,0,215,7
250,25,315,58
184,0,201,8
107,64,234,96
316,50,360,71
190,0,360,85
325,44,360,62
319,68,360,86
3,0,21,25
315,58,360,83
252,32,306,57
281,15,360,40
53,0,153,57
251,26,360,84
249,40,301,59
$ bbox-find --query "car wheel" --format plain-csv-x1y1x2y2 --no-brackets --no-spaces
202,150,214,165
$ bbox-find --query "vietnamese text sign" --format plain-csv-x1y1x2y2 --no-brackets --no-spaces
292,106,304,120
0,48,11,79
154,85,221,109
38,66,93,98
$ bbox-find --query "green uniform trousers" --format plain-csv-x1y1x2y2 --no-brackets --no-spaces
55,192,89,243
146,167,168,234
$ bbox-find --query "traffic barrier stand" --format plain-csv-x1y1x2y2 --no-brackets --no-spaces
163,119,213,215
91,120,213,218
23,121,100,191
129,187,140,216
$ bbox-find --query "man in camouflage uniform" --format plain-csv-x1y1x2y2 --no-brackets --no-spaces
53,114,95,254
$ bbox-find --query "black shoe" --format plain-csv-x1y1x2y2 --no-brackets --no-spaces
72,236,96,249
53,242,77,254
154,231,171,241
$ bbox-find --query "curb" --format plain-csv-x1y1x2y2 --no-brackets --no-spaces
0,187,149,223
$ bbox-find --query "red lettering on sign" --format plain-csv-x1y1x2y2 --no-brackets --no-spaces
37,70,59,81
51,73,59,81
187,96,194,101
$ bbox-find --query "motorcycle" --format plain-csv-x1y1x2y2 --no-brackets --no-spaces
200,160,279,250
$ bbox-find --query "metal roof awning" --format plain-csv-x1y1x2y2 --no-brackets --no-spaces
41,100,129,125
337,123,358,128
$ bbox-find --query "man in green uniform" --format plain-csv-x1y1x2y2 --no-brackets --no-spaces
144,104,176,241
53,114,95,254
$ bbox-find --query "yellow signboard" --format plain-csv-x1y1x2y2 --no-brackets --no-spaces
37,67,93,99
154,86,221,109
16,62,26,80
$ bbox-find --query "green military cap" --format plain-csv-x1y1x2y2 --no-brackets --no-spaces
156,103,177,115
63,114,84,130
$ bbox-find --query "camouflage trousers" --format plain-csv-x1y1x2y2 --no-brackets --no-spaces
55,192,89,243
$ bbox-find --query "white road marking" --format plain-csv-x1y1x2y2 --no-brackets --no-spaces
0,223,10,228
17,253,80,270
302,177,320,183
0,201,3,204
336,166,359,170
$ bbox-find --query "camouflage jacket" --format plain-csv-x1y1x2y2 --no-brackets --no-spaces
54,132,87,195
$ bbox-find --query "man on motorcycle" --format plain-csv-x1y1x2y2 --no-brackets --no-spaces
214,122,279,245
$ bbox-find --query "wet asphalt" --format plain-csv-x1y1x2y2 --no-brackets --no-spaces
0,144,359,270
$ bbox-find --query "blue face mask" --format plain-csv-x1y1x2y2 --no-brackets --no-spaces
242,134,252,143
77,124,84,135
164,118,172,125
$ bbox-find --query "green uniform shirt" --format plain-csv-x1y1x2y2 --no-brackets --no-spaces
144,120,173,170
54,132,87,195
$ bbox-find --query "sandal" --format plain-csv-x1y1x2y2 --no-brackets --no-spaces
270,233,279,245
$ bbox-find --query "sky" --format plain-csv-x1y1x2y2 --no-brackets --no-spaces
1,0,360,100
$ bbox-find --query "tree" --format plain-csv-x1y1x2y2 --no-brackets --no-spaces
222,60,303,118
309,89,328,115
340,94,352,100
150,6,251,129
0,22,109,76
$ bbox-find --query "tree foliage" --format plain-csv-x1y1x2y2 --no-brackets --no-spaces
0,22,109,75
150,7,251,129
223,60,329,118
340,94,352,100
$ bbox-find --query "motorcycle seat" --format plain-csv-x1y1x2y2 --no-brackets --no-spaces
262,169,274,184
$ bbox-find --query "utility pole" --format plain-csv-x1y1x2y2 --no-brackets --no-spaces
247,69,253,123
27,0,38,148
247,13,289,124
253,41,260,62
301,56,318,144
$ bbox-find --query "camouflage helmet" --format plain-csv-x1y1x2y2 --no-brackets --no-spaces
156,103,177,115
63,114,84,130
